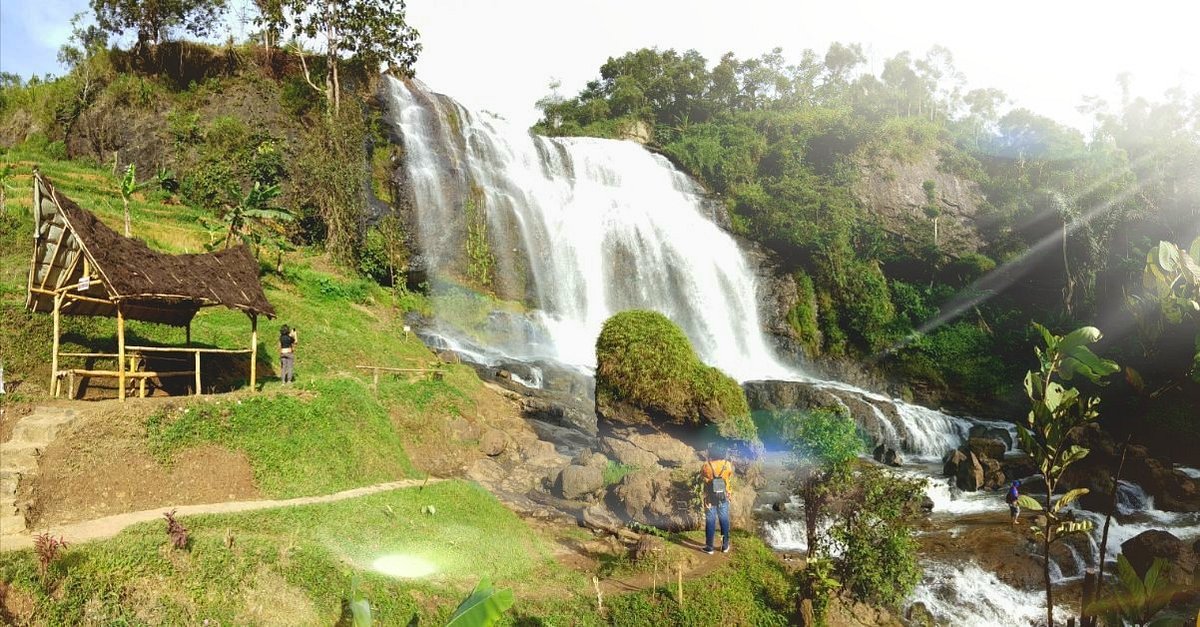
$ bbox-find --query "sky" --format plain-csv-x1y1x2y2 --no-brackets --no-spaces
3,0,1198,132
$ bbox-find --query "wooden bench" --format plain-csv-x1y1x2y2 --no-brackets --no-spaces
355,365,444,392
56,346,251,399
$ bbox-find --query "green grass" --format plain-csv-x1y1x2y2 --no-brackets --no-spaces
602,460,638,486
0,481,589,626
522,534,796,626
145,377,420,498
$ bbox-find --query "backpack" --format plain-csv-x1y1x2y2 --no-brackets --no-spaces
707,461,729,503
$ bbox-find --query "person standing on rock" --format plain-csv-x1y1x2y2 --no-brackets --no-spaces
701,445,735,555
279,325,298,384
1006,480,1021,524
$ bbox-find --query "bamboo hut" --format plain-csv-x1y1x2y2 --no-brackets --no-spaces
25,171,275,400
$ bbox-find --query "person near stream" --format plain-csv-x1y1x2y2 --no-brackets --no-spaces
1006,479,1021,524
701,446,735,555
279,325,298,384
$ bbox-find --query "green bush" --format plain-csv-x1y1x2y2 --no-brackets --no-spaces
788,271,821,357
595,310,756,443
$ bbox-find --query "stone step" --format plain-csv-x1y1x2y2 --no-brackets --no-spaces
0,443,40,472
0,473,18,500
11,413,79,443
0,512,26,535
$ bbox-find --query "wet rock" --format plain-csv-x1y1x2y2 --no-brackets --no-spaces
873,443,886,462
967,437,1007,462
883,448,902,467
980,457,1006,491
1000,455,1038,483
436,350,461,364
479,429,508,456
556,464,605,500
968,424,1013,450
942,449,968,478
743,380,842,412
1121,529,1197,591
904,601,936,627
521,397,598,435
956,451,985,492
526,419,597,455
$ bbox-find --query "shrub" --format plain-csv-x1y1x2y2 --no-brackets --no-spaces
595,310,756,443
787,271,821,357
163,509,190,550
33,533,68,583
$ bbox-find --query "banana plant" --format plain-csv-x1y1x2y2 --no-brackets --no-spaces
445,577,514,627
1143,238,1200,381
1018,323,1119,627
1089,555,1178,627
348,574,372,627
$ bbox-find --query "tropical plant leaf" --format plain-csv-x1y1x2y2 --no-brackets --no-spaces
1052,488,1089,513
350,597,372,627
1015,494,1042,511
1052,519,1093,536
1058,326,1103,351
445,577,515,627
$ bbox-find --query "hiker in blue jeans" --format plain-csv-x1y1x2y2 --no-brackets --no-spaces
701,446,735,554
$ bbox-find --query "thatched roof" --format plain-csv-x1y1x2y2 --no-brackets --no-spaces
26,172,275,326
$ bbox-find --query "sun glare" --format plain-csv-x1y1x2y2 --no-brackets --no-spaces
371,554,439,579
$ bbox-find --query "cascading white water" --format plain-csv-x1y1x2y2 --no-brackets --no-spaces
386,77,792,381
385,78,1200,626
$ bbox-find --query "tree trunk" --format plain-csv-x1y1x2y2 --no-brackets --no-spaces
1094,437,1131,604
1045,531,1054,627
325,0,338,114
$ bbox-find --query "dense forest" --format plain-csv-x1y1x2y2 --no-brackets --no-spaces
533,45,1200,457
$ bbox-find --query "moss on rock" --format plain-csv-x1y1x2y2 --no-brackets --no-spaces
595,310,756,443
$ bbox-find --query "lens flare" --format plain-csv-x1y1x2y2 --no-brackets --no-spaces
372,554,438,579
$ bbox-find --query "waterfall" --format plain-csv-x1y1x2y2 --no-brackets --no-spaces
385,77,792,381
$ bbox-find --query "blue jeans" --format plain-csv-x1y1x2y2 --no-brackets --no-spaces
705,500,730,550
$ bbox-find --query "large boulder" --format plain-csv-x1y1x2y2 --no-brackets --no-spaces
980,457,1006,491
622,431,698,468
967,437,1007,462
607,469,697,531
1121,530,1197,591
600,436,660,469
556,464,605,500
956,451,985,492
969,424,1014,450
595,311,756,442
943,449,968,478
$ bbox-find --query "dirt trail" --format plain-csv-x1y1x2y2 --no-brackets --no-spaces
0,477,443,552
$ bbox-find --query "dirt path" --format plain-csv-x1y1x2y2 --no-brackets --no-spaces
0,477,443,552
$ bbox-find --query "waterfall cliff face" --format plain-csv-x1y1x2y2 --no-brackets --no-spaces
385,77,791,381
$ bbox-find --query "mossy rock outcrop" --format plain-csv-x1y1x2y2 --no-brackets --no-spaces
594,310,756,443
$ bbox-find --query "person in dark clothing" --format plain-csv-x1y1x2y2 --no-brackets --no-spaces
279,325,298,383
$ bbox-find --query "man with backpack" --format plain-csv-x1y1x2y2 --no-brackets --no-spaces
1005,480,1021,525
701,445,735,554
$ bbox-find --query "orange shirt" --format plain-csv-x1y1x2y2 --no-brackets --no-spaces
702,459,734,495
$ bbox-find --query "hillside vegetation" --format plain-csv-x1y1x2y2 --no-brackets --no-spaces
535,46,1200,455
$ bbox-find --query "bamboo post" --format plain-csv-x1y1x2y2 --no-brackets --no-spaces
676,563,683,608
372,368,380,393
249,314,258,391
185,322,191,346
50,291,62,396
117,305,126,402
194,350,201,396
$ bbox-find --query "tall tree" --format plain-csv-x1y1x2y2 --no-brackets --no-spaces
286,0,421,113
90,0,228,57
